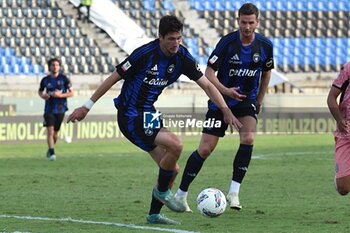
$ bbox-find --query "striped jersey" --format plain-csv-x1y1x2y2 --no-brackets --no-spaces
332,61,350,138
39,74,72,114
207,31,274,109
114,39,203,116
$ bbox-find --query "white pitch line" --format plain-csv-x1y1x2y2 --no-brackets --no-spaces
0,215,200,233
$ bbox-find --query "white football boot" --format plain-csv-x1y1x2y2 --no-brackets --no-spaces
226,192,242,210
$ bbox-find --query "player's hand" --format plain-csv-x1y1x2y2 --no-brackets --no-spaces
42,93,50,100
51,90,63,98
225,87,246,101
222,108,242,132
67,107,89,123
337,119,349,134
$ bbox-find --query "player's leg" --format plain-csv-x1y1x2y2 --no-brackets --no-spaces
44,113,56,160
53,113,65,145
334,137,350,195
227,115,256,210
149,128,186,213
147,146,181,224
175,108,225,212
175,133,220,212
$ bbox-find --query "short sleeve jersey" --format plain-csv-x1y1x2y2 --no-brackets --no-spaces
38,74,72,114
332,62,350,137
207,31,274,109
114,39,203,116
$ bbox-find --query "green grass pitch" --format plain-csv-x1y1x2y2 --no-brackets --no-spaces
1,134,349,233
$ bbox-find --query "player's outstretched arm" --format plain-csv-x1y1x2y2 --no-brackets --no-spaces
195,75,242,131
67,71,122,123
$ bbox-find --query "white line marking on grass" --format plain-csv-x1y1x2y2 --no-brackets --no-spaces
0,215,199,233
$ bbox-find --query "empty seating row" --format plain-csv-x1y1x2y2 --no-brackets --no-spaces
189,0,350,11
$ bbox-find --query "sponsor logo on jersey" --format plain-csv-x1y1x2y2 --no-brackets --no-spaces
209,55,218,64
121,61,131,71
229,69,258,77
143,77,169,86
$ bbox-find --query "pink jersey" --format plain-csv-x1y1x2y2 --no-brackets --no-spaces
332,62,350,138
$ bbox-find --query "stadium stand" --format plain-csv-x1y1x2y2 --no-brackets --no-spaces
0,0,117,75
0,0,347,89
114,0,212,65
189,0,350,73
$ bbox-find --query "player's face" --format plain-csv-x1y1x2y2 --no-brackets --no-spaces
49,61,60,75
237,14,259,39
159,31,182,56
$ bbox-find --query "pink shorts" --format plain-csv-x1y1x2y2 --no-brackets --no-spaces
334,137,350,178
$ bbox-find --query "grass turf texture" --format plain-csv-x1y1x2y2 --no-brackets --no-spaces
0,134,348,233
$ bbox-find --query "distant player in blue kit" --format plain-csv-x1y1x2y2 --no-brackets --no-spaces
67,15,241,225
175,3,274,211
38,58,74,161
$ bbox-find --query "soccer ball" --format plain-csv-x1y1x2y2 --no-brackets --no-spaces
196,188,227,217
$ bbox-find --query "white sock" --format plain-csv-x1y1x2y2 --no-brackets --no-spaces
228,180,241,194
175,189,188,197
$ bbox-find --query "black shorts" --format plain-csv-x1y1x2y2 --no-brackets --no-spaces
202,99,259,137
43,113,65,131
117,111,163,152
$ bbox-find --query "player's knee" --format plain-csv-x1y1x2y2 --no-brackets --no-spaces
171,139,183,156
336,185,350,196
198,146,213,158
241,133,255,145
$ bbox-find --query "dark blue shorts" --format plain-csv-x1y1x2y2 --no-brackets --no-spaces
117,111,163,152
202,99,259,137
43,113,65,131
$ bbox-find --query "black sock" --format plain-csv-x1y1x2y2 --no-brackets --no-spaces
232,144,253,183
179,150,205,192
148,195,164,215
48,148,55,156
157,167,174,192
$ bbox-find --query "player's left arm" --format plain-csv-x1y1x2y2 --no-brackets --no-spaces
256,70,271,112
196,76,242,131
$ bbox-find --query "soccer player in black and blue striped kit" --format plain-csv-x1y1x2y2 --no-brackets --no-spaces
38,58,74,161
68,15,241,224
176,3,274,212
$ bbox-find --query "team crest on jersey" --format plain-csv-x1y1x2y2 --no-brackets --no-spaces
122,61,131,71
253,53,260,63
209,55,218,64
167,64,175,73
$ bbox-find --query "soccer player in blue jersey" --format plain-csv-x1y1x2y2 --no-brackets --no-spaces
38,58,74,161
175,3,274,212
67,15,241,224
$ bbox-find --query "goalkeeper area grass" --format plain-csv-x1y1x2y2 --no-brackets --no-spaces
0,134,348,233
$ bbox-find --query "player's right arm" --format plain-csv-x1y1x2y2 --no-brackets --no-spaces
67,70,122,123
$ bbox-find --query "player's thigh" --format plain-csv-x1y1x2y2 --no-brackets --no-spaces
197,133,220,158
334,137,350,179
54,113,65,131
154,128,183,154
238,115,257,144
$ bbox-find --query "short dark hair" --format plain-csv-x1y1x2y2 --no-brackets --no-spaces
158,15,183,37
238,3,259,18
48,57,61,68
